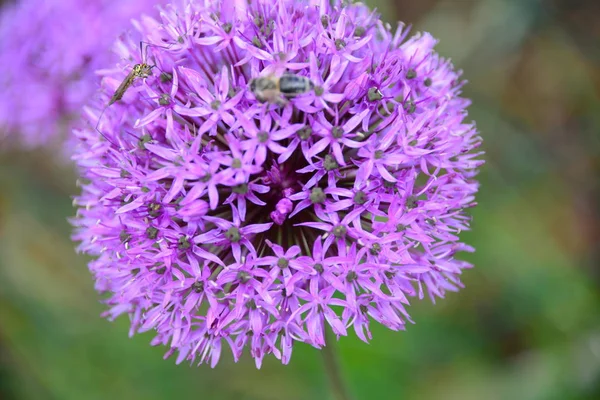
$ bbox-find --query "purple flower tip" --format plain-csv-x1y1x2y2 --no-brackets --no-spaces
72,0,484,368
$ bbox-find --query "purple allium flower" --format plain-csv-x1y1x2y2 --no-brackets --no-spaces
72,0,484,368
0,0,161,149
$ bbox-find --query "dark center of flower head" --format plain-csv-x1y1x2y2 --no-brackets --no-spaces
310,187,325,204
159,93,171,106
277,257,289,269
406,195,419,210
346,270,357,282
331,126,344,139
332,224,347,238
323,154,338,171
353,191,367,205
138,134,152,150
146,226,159,239
226,227,241,242
298,126,312,140
354,26,366,37
369,243,381,255
192,281,204,293
178,236,191,250
148,202,161,217
232,183,248,194
257,131,269,143
211,100,221,110
120,231,131,243
237,270,251,283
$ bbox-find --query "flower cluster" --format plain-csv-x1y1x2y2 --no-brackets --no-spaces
0,0,161,149
73,0,483,367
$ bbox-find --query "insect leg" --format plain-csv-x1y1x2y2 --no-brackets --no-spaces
139,14,200,66
94,105,119,147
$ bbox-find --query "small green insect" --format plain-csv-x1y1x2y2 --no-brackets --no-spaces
107,62,154,106
95,15,200,142
95,43,155,142
104,41,156,109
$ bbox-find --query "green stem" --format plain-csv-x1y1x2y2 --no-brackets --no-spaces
322,327,352,400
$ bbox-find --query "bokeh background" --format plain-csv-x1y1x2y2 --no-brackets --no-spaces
1,0,599,399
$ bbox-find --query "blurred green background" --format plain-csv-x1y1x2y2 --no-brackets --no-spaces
1,0,599,399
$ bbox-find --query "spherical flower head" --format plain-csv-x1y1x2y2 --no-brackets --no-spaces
0,0,162,150
73,0,484,368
